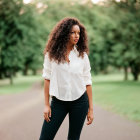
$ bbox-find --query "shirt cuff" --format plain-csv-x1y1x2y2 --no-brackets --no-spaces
42,73,51,80
83,74,92,86
42,53,51,80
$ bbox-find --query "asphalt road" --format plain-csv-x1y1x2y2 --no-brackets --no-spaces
0,81,140,140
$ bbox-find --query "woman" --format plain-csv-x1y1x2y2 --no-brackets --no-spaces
39,17,94,140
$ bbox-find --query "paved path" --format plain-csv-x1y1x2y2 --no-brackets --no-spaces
0,81,140,140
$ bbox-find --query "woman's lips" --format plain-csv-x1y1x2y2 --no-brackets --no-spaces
74,39,78,42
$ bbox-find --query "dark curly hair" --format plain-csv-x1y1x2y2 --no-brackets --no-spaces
43,17,89,64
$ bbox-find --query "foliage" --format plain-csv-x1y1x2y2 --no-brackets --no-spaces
0,0,140,84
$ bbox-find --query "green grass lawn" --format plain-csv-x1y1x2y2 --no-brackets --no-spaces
0,71,140,125
0,73,42,95
92,73,140,125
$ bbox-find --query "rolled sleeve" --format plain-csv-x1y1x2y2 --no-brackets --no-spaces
83,53,92,86
42,52,51,80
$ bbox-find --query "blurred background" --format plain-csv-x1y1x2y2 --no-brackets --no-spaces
0,0,140,140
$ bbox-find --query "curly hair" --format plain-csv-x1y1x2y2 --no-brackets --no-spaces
43,17,89,64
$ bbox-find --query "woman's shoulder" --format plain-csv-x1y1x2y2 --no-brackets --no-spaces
83,52,88,58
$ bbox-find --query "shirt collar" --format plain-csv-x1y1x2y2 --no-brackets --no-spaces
71,45,79,56
73,45,77,52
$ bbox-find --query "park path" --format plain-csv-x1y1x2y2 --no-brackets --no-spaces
0,81,140,140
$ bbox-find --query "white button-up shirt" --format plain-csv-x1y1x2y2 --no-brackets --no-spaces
42,45,92,101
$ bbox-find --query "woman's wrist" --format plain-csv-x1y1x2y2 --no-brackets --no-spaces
89,106,93,111
45,103,50,107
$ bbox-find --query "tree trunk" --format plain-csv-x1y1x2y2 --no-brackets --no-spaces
130,64,139,81
9,70,13,85
124,66,128,81
133,73,138,81
32,69,36,75
23,64,28,75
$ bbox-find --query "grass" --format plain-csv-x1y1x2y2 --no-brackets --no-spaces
0,73,42,95
0,71,140,125
92,73,140,125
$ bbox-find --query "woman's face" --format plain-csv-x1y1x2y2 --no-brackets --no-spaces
69,25,80,45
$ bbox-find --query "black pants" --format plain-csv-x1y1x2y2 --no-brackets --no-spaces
39,90,89,140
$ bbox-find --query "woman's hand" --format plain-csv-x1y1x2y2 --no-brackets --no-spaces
86,108,94,125
44,105,51,122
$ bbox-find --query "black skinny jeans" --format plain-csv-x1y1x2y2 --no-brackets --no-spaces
39,90,89,140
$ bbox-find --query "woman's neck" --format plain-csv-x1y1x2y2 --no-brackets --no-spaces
66,43,74,52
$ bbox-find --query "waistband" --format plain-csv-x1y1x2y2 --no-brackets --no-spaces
52,90,87,101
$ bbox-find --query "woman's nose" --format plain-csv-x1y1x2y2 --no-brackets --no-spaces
75,33,79,37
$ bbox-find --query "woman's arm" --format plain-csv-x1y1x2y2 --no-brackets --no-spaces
86,85,93,110
42,52,52,106
42,52,52,122
83,53,94,125
44,79,50,106
86,84,94,125
83,53,93,110
43,79,52,122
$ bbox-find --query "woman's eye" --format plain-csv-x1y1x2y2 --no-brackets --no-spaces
71,32,80,34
